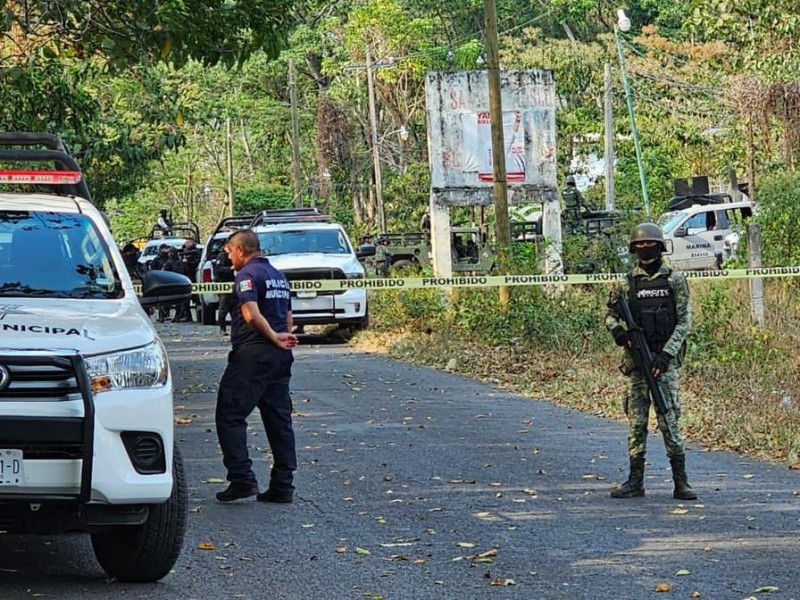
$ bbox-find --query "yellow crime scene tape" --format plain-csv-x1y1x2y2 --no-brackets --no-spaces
177,266,800,294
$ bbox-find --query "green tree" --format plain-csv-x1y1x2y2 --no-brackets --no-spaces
2,0,296,68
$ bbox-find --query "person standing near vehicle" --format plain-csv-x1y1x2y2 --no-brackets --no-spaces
561,175,595,235
215,229,299,503
606,223,697,501
214,244,235,336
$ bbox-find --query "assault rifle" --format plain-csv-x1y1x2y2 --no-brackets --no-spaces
608,292,669,415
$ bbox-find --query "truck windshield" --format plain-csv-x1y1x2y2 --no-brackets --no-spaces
0,211,123,299
258,229,351,256
657,211,685,234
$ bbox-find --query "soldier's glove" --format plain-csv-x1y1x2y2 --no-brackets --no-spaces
611,326,629,347
652,351,673,374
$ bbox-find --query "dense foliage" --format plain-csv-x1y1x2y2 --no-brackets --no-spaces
0,0,798,257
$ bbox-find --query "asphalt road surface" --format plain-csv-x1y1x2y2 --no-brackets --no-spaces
1,322,799,600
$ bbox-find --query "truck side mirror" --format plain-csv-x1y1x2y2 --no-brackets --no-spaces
357,244,376,259
674,226,688,238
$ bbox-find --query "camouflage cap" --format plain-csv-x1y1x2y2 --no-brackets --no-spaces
566,175,576,185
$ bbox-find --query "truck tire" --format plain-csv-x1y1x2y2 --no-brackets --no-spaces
200,302,217,326
391,259,418,275
91,445,188,583
351,310,370,332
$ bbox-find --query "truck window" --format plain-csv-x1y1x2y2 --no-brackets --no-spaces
0,211,122,299
258,229,351,255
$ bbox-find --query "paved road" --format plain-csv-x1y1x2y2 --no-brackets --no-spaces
1,323,799,599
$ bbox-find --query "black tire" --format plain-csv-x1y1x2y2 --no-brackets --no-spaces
200,302,217,326
351,310,370,332
91,445,188,583
391,259,418,275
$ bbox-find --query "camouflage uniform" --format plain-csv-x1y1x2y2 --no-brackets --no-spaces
606,262,691,459
561,180,595,236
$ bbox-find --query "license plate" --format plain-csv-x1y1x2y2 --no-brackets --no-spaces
297,291,317,299
0,449,23,485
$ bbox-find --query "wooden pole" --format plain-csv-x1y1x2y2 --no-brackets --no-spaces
366,48,386,233
485,0,510,306
289,58,303,208
604,62,616,211
226,116,235,217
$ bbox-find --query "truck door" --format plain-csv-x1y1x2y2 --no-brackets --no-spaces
670,212,717,269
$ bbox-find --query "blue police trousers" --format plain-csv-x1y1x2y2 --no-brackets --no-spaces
216,342,296,491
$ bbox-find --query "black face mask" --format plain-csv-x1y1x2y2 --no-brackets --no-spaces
635,245,662,264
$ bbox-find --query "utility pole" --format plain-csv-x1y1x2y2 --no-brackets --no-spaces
604,62,616,211
485,0,510,306
614,24,650,216
366,48,386,233
226,116,235,217
289,58,303,208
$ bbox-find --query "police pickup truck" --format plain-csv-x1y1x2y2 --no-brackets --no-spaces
0,133,191,582
250,209,374,331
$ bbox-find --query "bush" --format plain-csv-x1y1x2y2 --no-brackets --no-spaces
234,186,294,215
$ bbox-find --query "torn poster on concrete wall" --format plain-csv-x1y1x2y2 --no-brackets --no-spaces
461,111,526,182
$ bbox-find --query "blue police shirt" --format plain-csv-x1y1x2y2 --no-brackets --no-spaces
230,256,291,348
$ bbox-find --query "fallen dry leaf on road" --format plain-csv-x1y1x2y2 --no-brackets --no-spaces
676,569,691,576
672,508,689,515
754,586,780,593
198,542,215,551
355,547,371,556
489,578,516,586
176,417,193,425
457,542,476,548
655,584,672,592
203,477,225,484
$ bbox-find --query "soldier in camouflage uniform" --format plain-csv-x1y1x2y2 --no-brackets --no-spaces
605,223,697,501
561,175,595,235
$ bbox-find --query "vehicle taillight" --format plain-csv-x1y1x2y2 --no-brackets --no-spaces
203,266,213,283
0,170,83,185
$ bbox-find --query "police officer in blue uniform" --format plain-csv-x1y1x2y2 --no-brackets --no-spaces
214,229,299,503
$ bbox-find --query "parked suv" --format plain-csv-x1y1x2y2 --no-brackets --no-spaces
0,133,190,582
250,209,373,331
196,215,254,325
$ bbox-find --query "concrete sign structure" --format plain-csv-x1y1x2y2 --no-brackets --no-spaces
425,70,561,276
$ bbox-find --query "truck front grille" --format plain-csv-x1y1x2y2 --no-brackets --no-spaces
283,268,347,296
0,361,81,401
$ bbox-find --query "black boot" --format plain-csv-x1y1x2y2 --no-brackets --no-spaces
670,455,698,500
611,456,646,498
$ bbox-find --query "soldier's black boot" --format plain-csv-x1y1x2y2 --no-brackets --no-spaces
611,456,646,498
670,455,698,500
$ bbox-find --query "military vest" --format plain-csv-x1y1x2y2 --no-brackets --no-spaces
628,272,676,351
562,187,581,209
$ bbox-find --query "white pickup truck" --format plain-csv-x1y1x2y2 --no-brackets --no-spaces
0,133,190,582
251,209,374,331
658,199,754,270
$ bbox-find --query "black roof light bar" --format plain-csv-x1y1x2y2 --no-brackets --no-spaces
250,208,332,228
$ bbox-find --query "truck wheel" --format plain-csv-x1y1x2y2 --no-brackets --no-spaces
351,310,370,332
91,445,188,583
201,303,217,326
391,259,418,275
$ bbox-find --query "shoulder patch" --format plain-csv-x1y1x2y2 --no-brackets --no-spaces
239,279,254,292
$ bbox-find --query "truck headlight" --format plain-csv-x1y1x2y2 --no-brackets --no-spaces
85,341,169,393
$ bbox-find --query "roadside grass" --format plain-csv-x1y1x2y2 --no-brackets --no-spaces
353,279,800,467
